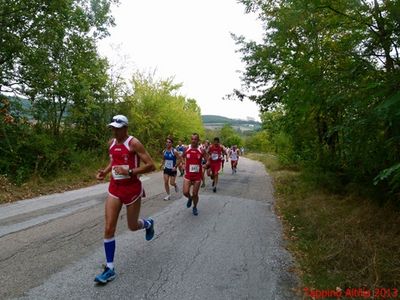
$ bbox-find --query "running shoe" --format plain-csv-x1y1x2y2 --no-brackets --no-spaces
192,207,198,216
174,185,179,193
145,218,155,241
213,187,217,193
94,267,116,284
186,196,192,208
163,195,170,201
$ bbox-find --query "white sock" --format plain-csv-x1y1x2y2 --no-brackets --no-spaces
106,262,114,270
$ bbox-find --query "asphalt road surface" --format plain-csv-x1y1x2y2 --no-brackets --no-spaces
0,157,299,299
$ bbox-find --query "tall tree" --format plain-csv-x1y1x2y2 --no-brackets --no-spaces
0,0,118,135
234,0,400,196
119,72,204,156
0,0,119,183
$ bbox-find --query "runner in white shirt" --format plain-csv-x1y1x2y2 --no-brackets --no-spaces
229,145,240,174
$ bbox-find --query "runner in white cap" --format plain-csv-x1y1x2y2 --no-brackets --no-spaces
94,114,156,284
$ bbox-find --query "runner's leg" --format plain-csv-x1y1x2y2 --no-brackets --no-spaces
163,173,170,197
192,181,201,208
201,167,206,187
103,196,122,270
126,198,142,231
183,178,193,208
126,198,154,240
169,174,178,192
183,178,191,198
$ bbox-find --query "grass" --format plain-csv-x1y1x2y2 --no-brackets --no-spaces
0,158,107,204
247,152,400,296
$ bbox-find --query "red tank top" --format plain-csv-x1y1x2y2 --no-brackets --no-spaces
109,136,140,184
184,146,203,176
209,144,223,162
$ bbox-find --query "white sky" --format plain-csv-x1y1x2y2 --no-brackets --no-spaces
97,0,264,121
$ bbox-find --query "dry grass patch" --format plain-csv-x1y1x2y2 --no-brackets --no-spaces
0,160,105,204
247,152,281,172
250,152,400,291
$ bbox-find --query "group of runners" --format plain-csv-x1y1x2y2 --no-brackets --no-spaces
94,115,241,284
160,136,241,202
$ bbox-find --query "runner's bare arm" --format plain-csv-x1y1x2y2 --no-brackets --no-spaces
203,149,210,169
181,151,186,168
174,149,182,170
128,138,156,176
96,139,113,180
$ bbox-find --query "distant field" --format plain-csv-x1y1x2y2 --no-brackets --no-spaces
204,123,259,131
202,115,261,132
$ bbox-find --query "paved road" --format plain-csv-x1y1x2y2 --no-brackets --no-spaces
0,157,299,299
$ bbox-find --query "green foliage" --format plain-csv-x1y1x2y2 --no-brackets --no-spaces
374,163,400,193
0,1,207,186
219,124,243,147
1,0,116,135
111,72,204,158
0,0,119,185
235,0,400,200
0,118,87,185
1,69,205,185
244,130,271,152
202,115,234,123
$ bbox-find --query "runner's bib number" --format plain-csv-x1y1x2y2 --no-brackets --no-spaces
164,160,174,169
211,153,219,161
112,165,130,180
189,164,200,173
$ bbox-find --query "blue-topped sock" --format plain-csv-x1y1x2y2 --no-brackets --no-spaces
104,238,115,270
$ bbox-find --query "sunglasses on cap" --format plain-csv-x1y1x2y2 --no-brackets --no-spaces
111,117,126,123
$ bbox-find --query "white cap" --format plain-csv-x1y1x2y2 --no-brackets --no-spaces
108,115,128,128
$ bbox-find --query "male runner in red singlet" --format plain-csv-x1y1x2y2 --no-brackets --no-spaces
94,115,156,284
182,133,209,215
207,137,228,193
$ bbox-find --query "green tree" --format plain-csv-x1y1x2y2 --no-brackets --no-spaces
118,72,204,157
220,124,242,147
234,0,400,197
0,0,118,183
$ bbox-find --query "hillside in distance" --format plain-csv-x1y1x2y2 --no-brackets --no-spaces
202,115,261,131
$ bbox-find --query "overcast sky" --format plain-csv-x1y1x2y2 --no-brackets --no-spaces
97,0,264,121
